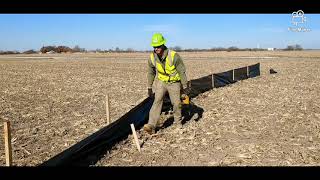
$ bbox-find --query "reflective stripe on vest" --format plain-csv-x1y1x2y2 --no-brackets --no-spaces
150,50,181,83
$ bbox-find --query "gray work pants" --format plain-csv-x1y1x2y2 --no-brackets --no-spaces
148,79,181,127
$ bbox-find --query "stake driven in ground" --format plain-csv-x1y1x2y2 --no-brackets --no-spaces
247,66,249,77
232,69,235,81
211,74,214,88
4,121,12,166
106,94,110,125
130,124,141,152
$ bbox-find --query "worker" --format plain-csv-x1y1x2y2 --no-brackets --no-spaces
143,33,190,135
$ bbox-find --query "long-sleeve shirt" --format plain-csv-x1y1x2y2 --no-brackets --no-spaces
147,48,188,89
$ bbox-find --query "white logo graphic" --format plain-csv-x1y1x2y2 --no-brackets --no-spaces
288,10,311,32
292,10,306,26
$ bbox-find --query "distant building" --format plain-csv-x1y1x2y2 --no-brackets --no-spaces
267,48,275,51
46,50,56,54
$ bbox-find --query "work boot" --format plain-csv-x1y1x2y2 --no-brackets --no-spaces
143,124,155,135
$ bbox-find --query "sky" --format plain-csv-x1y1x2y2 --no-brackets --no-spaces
0,14,319,51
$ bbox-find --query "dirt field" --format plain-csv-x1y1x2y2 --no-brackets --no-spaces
0,51,320,166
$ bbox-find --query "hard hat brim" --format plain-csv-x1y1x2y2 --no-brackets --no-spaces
151,39,166,47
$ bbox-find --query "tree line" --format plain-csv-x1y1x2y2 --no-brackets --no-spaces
0,44,305,54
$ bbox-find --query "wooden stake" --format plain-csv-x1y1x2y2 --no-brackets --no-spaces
130,124,141,152
106,94,110,125
232,69,235,81
212,74,215,88
247,66,250,77
4,121,12,166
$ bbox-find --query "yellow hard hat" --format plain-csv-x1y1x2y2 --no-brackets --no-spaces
151,33,166,47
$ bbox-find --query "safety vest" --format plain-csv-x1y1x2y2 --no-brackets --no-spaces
150,50,181,83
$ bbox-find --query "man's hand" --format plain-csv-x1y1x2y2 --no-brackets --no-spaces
181,93,190,105
181,84,191,105
148,88,153,97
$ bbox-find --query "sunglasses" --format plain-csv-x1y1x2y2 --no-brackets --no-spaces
153,46,162,49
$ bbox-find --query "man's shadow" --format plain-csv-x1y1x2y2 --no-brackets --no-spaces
158,93,204,130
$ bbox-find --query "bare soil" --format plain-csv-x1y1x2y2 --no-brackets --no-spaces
0,51,319,166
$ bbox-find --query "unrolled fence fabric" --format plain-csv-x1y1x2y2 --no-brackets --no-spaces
40,63,261,166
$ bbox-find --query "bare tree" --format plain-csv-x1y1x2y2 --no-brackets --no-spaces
126,48,134,52
227,46,239,51
23,49,37,54
72,45,86,52
115,47,121,52
172,46,182,51
73,45,81,52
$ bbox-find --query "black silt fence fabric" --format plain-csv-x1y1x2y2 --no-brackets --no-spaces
213,70,234,88
41,97,154,166
249,63,260,78
234,66,248,81
189,75,213,98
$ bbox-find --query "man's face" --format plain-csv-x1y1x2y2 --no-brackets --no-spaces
153,45,164,55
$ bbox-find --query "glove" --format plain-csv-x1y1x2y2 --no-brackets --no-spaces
148,88,153,97
181,93,190,105
181,85,191,105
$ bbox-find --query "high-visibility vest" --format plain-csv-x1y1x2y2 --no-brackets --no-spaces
150,50,181,83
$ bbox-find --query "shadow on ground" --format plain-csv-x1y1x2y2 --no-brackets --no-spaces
158,102,204,130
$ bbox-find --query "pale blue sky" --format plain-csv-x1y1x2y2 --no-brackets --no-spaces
0,14,319,51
